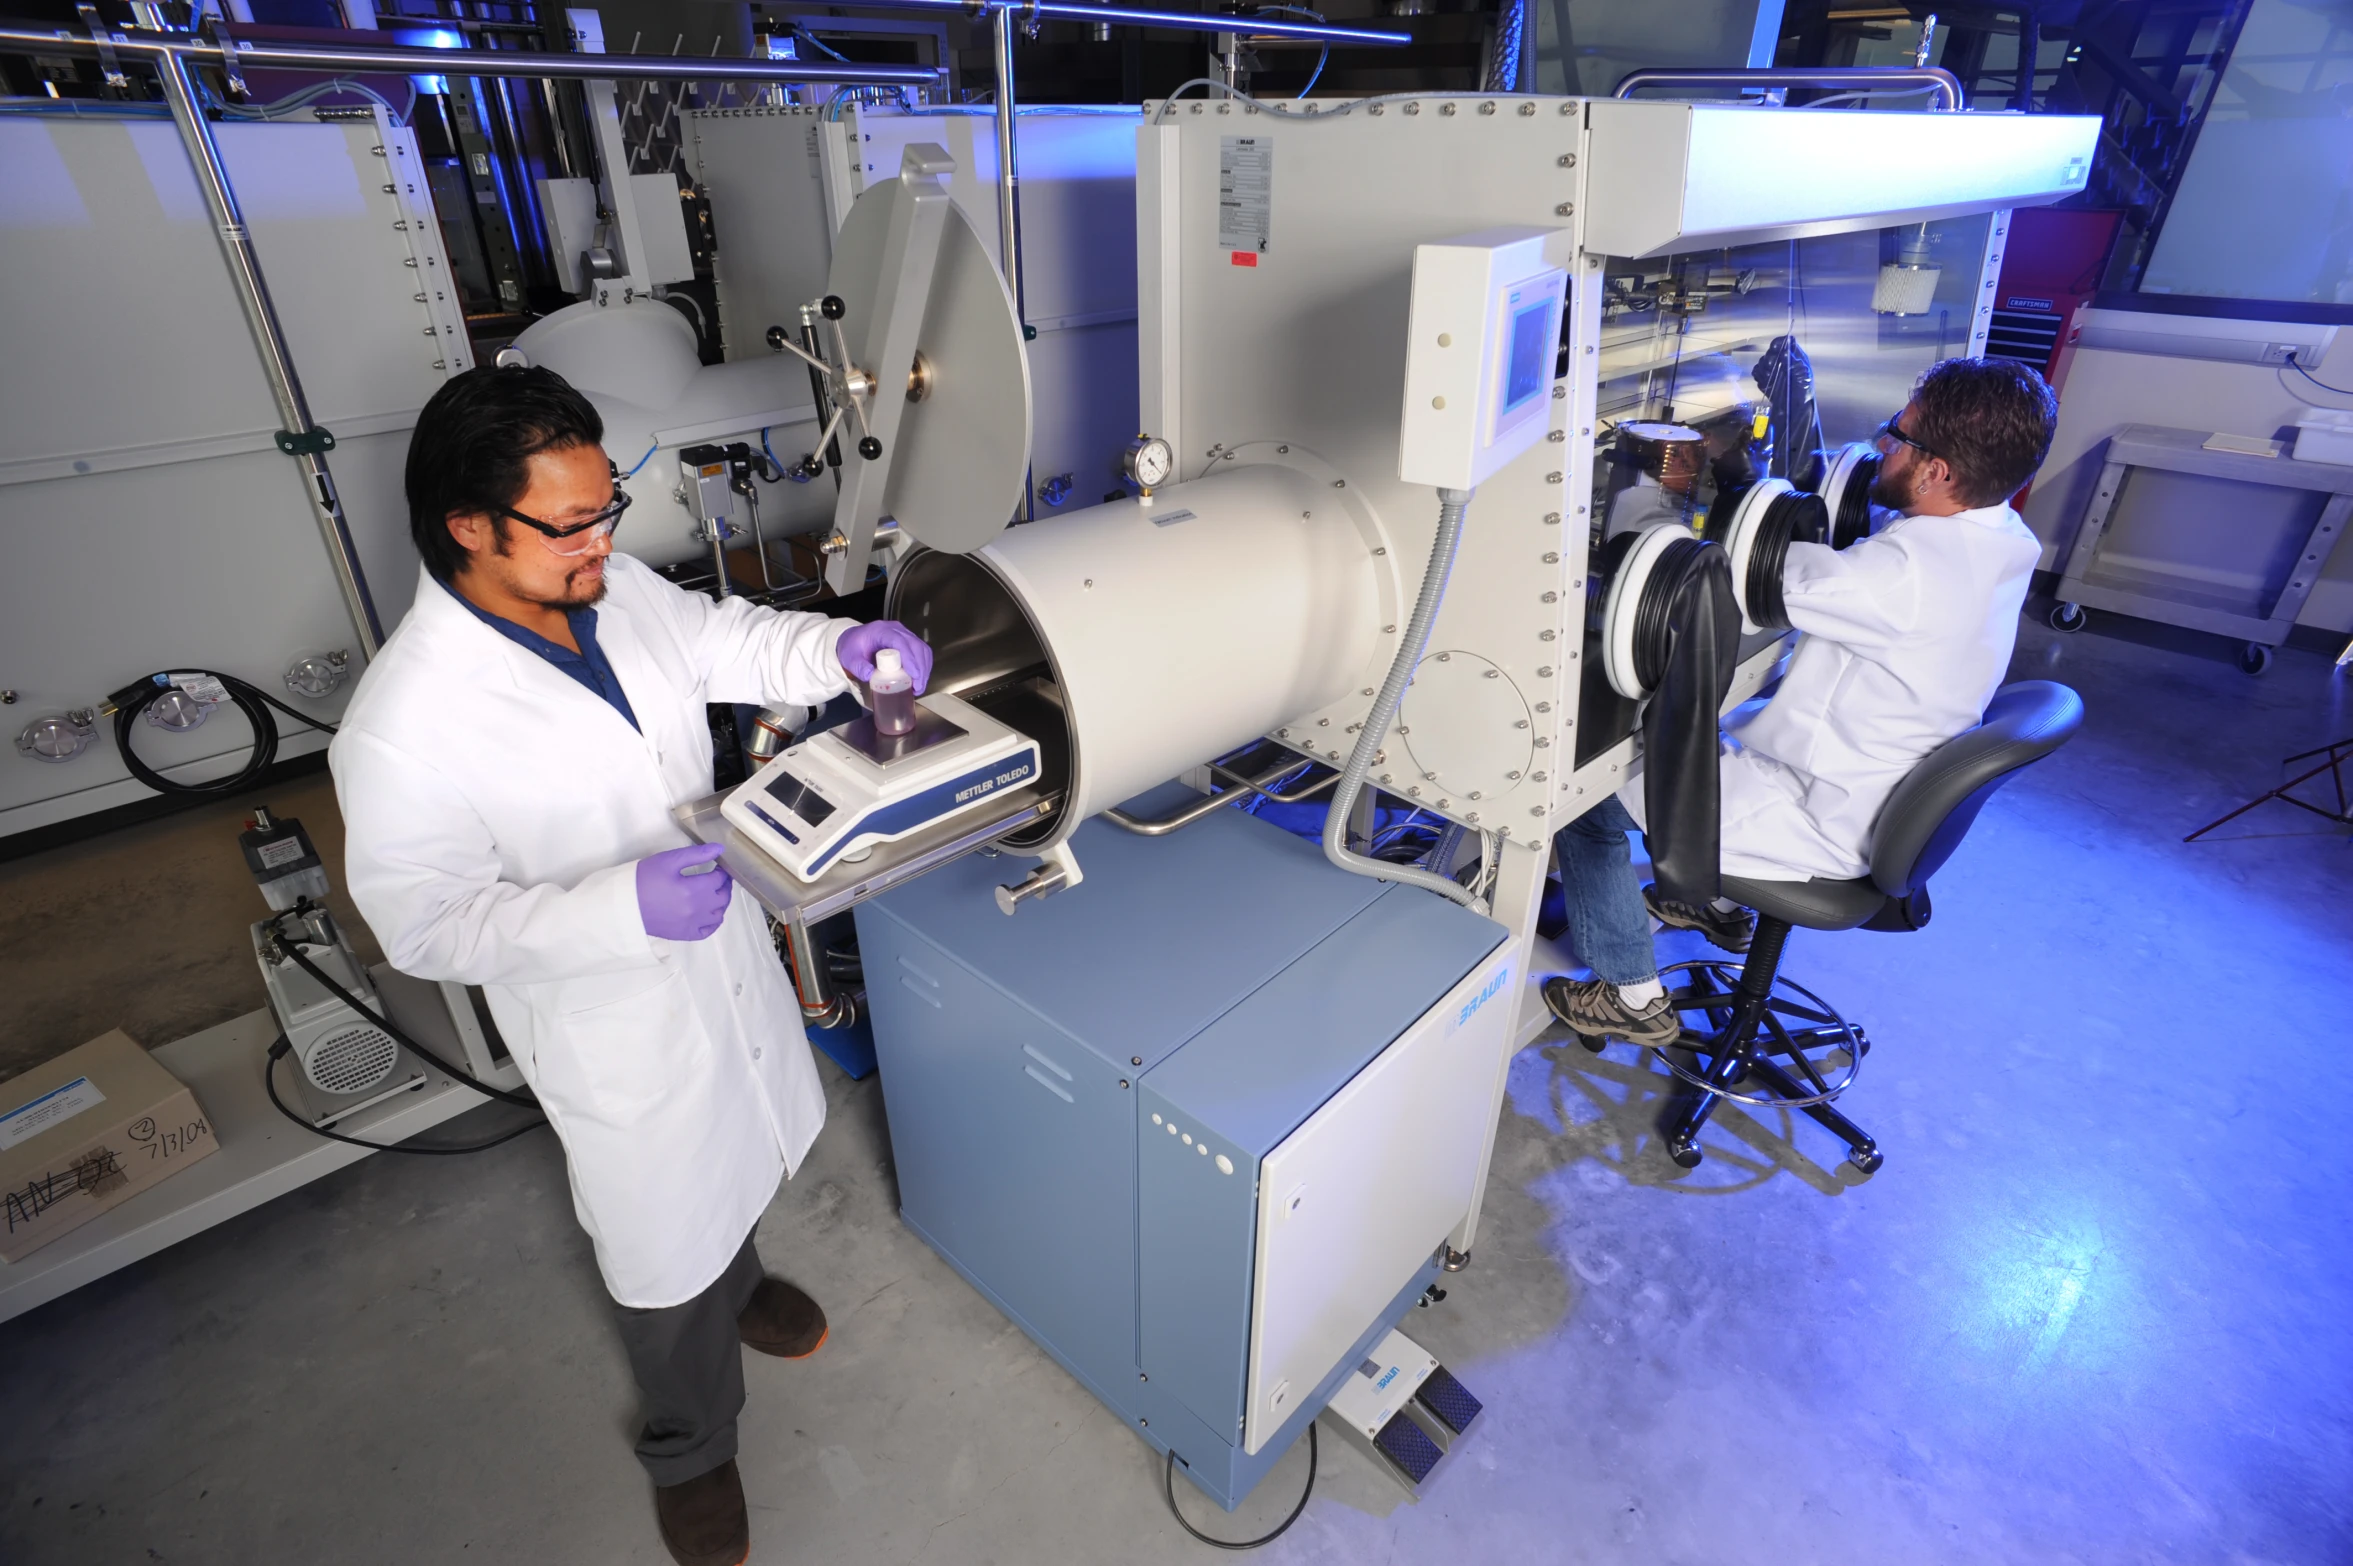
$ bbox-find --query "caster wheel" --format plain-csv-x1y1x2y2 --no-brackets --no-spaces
1576,1032,1606,1055
1851,1027,1870,1058
1667,1140,1704,1170
1846,1146,1885,1175
2048,601,2086,633
2239,642,2273,676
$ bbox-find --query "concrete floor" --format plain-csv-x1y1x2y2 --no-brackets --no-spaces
1,615,2348,1565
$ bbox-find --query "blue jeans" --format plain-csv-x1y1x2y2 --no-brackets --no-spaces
1552,797,1656,987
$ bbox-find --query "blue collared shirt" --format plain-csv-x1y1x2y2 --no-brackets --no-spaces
456,593,641,733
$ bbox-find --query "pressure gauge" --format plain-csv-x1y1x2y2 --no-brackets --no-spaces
1122,434,1175,496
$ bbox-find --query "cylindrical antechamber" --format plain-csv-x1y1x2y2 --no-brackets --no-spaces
888,460,1388,850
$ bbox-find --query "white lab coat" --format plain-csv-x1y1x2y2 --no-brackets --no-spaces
330,555,853,1308
1641,502,2040,884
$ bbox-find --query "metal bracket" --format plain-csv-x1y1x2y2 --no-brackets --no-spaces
994,841,1083,915
274,427,338,456
823,142,956,595
76,4,125,88
215,26,248,99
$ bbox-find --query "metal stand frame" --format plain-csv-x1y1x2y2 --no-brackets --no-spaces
2051,424,2353,674
2184,737,2353,842
1575,917,1883,1174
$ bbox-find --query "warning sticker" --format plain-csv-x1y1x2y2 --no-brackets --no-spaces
1218,136,1272,259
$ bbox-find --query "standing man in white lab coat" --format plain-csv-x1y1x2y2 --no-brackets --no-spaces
1544,357,2057,1045
331,366,932,1566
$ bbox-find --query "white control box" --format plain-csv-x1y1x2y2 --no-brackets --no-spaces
1397,228,1568,491
721,690,1042,883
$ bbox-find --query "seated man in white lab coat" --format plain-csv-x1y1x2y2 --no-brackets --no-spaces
1544,356,2058,1047
331,366,932,1566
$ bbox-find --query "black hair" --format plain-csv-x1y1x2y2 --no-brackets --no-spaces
1909,357,2059,508
405,365,605,582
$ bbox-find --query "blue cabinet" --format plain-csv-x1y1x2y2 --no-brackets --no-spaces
857,794,1507,1508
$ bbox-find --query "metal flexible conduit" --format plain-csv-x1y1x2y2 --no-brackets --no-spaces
1322,488,1479,909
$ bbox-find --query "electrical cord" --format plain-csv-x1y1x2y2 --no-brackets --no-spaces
1163,1424,1317,1551
1252,4,1330,98
2287,350,2353,398
106,669,337,797
265,909,543,1110
265,1038,548,1156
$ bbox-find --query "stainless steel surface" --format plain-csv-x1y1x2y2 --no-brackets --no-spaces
1612,65,1965,111
151,45,385,655
719,0,1409,45
673,781,1054,927
0,23,945,85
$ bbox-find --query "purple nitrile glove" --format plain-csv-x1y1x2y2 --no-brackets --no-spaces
836,620,933,694
635,842,734,941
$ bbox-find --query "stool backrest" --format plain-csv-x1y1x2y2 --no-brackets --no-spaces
1869,680,2084,898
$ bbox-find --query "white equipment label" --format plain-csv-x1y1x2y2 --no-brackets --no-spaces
0,1076,107,1151
1218,137,1272,258
1150,509,1199,528
255,837,307,869
168,672,230,706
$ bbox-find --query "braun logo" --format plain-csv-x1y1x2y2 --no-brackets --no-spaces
1451,966,1511,1033
1374,1365,1400,1391
954,759,1034,804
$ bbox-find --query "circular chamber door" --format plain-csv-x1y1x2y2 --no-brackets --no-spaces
826,178,1033,554
1397,650,1535,809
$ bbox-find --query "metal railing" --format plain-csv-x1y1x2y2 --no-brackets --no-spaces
787,1,1411,47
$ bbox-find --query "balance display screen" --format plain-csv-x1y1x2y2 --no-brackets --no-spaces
763,767,835,826
1502,295,1552,414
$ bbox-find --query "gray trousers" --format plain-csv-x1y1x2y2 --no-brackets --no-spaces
611,1231,765,1485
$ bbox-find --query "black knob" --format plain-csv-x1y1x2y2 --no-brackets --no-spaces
821,294,846,320
858,436,883,461
764,325,787,351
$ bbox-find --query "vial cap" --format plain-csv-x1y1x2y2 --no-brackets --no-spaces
874,647,902,676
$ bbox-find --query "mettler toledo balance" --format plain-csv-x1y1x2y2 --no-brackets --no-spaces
721,690,1041,883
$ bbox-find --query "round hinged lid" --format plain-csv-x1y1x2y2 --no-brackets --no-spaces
826,179,1032,554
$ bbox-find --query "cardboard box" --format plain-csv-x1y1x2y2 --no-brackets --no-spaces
0,1030,217,1263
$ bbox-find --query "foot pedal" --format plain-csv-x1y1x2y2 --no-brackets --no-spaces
1413,1364,1482,1436
1372,1413,1444,1484
1319,1328,1481,1500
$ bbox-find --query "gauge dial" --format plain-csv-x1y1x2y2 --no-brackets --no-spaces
1123,434,1175,494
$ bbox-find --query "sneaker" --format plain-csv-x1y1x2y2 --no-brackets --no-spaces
654,1459,749,1566
1543,976,1682,1049
1644,884,1756,954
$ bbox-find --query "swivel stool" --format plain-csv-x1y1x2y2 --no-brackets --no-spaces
1592,680,2084,1173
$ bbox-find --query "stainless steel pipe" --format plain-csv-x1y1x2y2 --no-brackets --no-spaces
0,22,945,85
747,0,1410,46
1613,66,1965,112
150,43,386,654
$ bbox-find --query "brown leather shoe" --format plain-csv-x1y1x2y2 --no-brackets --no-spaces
738,1277,829,1359
653,1458,748,1566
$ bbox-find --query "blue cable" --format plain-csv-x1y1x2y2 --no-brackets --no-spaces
622,443,657,478
2288,351,2353,399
